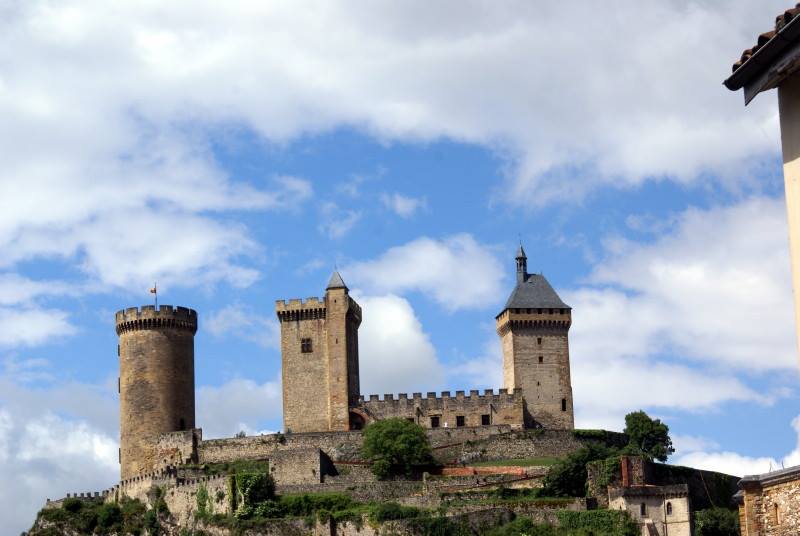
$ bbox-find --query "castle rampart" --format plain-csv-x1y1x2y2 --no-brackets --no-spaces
356,389,524,429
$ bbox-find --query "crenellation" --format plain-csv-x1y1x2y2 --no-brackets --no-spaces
413,392,422,399
442,391,451,398
427,392,436,398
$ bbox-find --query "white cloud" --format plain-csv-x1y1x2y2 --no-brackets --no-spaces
318,202,362,239
197,378,282,439
381,192,427,218
356,294,445,395
568,197,795,372
0,307,75,347
0,361,119,535
346,234,504,311
205,304,280,349
673,416,800,477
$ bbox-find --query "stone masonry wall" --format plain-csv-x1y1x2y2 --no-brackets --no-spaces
269,448,329,485
117,305,197,480
358,389,523,429
741,477,800,536
277,297,330,434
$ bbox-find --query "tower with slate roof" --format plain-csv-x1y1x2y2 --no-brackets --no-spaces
495,245,574,429
276,271,362,433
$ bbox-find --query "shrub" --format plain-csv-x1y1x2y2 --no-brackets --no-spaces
96,503,123,529
62,498,83,513
542,443,619,497
556,510,639,536
361,418,433,480
367,502,422,523
695,507,740,536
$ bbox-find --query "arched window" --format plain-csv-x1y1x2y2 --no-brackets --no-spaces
772,503,780,525
640,503,646,517
666,502,673,516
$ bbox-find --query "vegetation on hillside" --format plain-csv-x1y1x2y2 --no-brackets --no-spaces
30,496,164,536
695,507,740,536
361,417,434,479
621,410,674,462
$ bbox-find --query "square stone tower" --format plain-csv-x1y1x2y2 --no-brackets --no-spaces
276,271,362,433
496,245,574,429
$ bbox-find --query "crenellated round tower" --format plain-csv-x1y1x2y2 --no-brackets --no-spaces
115,305,197,479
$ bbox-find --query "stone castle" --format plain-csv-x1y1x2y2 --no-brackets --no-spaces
115,245,574,480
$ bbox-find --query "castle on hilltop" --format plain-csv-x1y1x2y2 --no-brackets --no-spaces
276,245,574,434
113,245,574,480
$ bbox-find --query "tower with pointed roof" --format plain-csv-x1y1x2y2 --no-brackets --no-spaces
496,245,574,429
276,271,362,433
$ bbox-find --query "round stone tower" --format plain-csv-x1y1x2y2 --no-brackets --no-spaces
115,305,197,479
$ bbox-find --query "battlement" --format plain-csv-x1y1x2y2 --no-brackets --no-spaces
115,305,198,335
275,297,327,322
358,388,522,404
496,308,571,335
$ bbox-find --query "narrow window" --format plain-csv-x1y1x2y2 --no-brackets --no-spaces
456,416,465,427
117,344,120,356
537,337,542,345
640,503,646,517
179,418,186,430
772,504,780,525
430,416,440,428
539,356,543,363
666,502,673,516
301,338,313,353
118,377,120,393
481,414,490,426
561,399,567,412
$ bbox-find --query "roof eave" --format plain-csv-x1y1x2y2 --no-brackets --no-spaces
725,14,800,104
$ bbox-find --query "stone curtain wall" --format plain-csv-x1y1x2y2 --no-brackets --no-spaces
269,448,329,485
358,389,524,429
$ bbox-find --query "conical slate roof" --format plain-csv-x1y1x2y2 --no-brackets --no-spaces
502,273,570,311
326,270,348,290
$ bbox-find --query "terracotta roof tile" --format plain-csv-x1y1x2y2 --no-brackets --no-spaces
731,4,800,74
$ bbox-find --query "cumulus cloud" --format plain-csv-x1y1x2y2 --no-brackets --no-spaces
356,294,445,395
205,304,281,349
197,378,282,439
346,234,504,311
0,360,119,535
672,416,800,477
381,193,427,218
0,307,75,348
569,197,795,371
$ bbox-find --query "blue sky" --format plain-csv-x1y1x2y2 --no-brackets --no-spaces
2,1,800,533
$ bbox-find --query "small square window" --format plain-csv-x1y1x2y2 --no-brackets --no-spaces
537,337,542,345
430,416,440,428
456,416,465,427
481,414,490,426
538,356,543,363
301,338,313,353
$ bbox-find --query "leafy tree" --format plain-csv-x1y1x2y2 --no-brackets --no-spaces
361,418,433,480
623,410,674,462
695,508,740,536
541,443,619,497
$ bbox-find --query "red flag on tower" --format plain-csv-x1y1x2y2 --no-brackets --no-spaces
150,283,157,307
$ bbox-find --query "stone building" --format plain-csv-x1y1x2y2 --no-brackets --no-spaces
605,457,691,536
736,465,800,536
276,245,574,432
115,305,198,480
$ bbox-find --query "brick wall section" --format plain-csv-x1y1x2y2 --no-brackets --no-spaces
358,389,523,429
116,305,197,480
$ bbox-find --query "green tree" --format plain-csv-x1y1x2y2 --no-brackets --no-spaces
695,508,740,536
541,443,619,497
623,410,674,462
361,418,433,480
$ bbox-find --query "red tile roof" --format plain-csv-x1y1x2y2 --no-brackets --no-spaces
731,5,800,74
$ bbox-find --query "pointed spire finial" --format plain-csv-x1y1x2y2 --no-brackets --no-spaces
515,242,527,283
326,270,348,291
